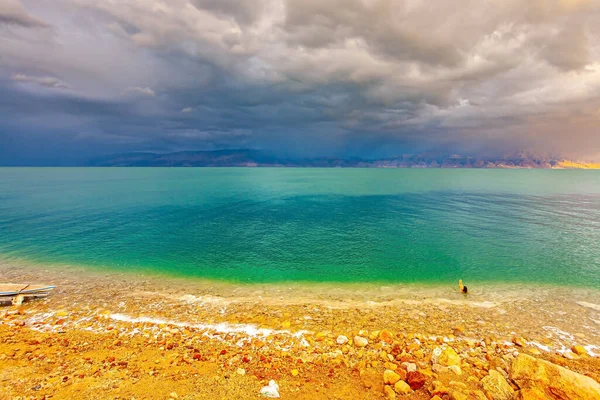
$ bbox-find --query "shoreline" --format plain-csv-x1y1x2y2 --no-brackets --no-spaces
3,253,600,292
2,259,600,399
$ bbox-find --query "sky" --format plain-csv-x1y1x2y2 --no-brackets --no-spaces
1,0,600,165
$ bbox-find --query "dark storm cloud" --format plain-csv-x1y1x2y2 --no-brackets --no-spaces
1,0,600,164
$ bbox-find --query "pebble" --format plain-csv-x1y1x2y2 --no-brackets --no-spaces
260,380,280,398
379,330,394,344
336,335,349,345
404,362,417,372
407,371,427,390
571,345,587,356
383,369,401,385
512,337,527,347
354,336,368,347
384,385,397,400
447,365,462,375
394,380,412,395
433,346,461,367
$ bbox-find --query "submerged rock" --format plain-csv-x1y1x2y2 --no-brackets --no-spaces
510,354,600,400
481,370,515,400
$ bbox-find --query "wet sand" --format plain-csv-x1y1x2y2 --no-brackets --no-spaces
1,259,600,399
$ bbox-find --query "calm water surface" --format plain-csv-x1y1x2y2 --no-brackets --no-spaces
0,168,599,287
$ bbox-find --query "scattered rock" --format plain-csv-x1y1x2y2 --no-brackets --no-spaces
336,335,349,345
394,380,411,395
512,337,527,347
354,336,368,347
384,369,401,385
516,388,549,399
510,354,600,400
432,346,461,367
449,391,468,400
407,371,427,390
236,368,246,375
260,380,280,398
571,345,588,356
380,330,394,344
525,347,542,356
447,365,462,375
384,385,397,400
404,362,417,372
169,392,178,399
481,370,515,400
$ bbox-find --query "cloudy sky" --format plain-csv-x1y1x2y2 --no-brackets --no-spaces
1,0,599,164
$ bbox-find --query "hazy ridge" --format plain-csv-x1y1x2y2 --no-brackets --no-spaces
87,150,600,169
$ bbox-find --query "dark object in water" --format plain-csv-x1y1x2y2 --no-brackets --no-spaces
462,285,468,294
458,279,468,294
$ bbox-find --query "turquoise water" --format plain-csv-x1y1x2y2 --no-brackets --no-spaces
0,168,599,287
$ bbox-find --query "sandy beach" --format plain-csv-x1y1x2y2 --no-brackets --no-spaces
1,259,600,399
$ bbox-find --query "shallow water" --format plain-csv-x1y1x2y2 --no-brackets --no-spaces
1,168,600,287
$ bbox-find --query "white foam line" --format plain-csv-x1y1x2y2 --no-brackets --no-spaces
527,341,552,352
577,301,600,311
108,313,308,338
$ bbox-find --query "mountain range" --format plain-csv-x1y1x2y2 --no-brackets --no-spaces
87,150,600,169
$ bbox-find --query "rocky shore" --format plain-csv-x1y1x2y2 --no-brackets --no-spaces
1,262,600,399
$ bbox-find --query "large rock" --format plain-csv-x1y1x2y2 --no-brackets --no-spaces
432,346,461,367
481,370,515,400
510,354,600,400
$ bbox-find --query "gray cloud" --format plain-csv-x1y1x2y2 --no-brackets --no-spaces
12,73,69,89
123,86,156,97
1,0,600,162
0,0,49,28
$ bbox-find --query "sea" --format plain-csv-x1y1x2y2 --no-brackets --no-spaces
1,168,599,288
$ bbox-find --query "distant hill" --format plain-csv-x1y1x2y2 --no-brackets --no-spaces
87,150,600,169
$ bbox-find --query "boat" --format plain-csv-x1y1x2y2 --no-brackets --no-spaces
0,284,55,304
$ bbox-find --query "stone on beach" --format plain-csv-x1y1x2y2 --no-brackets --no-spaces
510,354,600,400
336,335,349,345
379,329,394,344
571,345,588,356
432,346,461,367
354,336,368,347
393,380,412,395
260,380,280,398
384,369,401,385
481,370,515,400
407,371,427,390
384,385,396,400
